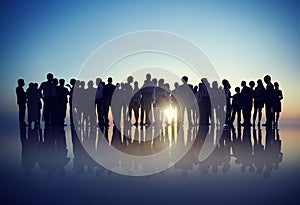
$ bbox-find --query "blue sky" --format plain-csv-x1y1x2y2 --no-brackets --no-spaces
1,0,300,119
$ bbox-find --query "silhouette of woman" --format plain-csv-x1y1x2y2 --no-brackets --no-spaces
27,82,41,127
273,82,283,128
16,79,27,126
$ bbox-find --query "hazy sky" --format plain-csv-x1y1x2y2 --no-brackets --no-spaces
1,0,300,121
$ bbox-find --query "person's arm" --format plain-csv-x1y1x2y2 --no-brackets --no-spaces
279,90,283,100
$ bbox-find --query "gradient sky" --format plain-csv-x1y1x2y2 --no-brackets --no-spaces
1,0,300,121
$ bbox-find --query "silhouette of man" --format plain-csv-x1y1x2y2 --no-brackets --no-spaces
129,81,141,126
66,78,76,125
56,79,69,126
263,75,274,127
39,73,57,126
140,73,153,125
241,81,252,126
103,77,116,126
95,78,104,126
231,87,242,126
222,79,232,125
177,76,194,125
253,79,265,126
16,78,27,126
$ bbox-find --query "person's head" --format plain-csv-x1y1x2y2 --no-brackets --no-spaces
182,76,188,84
235,87,240,93
158,79,164,86
212,81,218,89
47,73,54,81
264,75,271,84
257,79,263,87
222,79,229,87
165,83,170,90
241,81,246,87
249,81,255,88
59,79,65,86
198,82,202,89
88,80,94,88
29,82,34,89
80,81,85,88
201,78,210,88
146,73,151,81
17,78,25,86
174,82,179,88
127,76,133,84
96,78,102,86
134,81,138,88
274,82,279,89
75,80,80,88
152,78,157,85
193,86,198,92
34,83,38,89
70,78,76,86
107,77,113,84
53,78,58,86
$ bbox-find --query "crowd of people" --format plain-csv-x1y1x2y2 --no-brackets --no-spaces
16,73,283,129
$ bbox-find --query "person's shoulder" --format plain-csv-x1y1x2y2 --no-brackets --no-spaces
16,86,21,93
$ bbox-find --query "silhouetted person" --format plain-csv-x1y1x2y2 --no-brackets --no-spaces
198,79,211,125
273,82,283,128
26,82,41,127
177,76,194,125
95,78,104,126
140,73,153,125
56,79,69,125
67,78,76,125
171,82,180,124
240,81,252,126
217,86,226,127
75,80,86,127
249,80,255,122
263,75,274,127
39,73,57,126
210,81,219,126
34,83,42,126
129,81,141,126
83,80,97,127
154,78,165,124
222,79,231,125
192,85,199,125
16,78,27,126
123,76,134,125
103,77,116,126
231,87,242,126
253,79,265,126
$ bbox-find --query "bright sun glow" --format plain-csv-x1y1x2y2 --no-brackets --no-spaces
164,106,175,122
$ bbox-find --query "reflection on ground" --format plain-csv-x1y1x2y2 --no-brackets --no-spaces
19,124,282,178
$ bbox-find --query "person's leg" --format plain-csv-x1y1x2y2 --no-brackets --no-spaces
231,109,236,125
258,108,262,125
237,109,241,126
19,104,26,125
104,104,109,125
145,102,152,125
253,107,257,125
275,111,280,128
